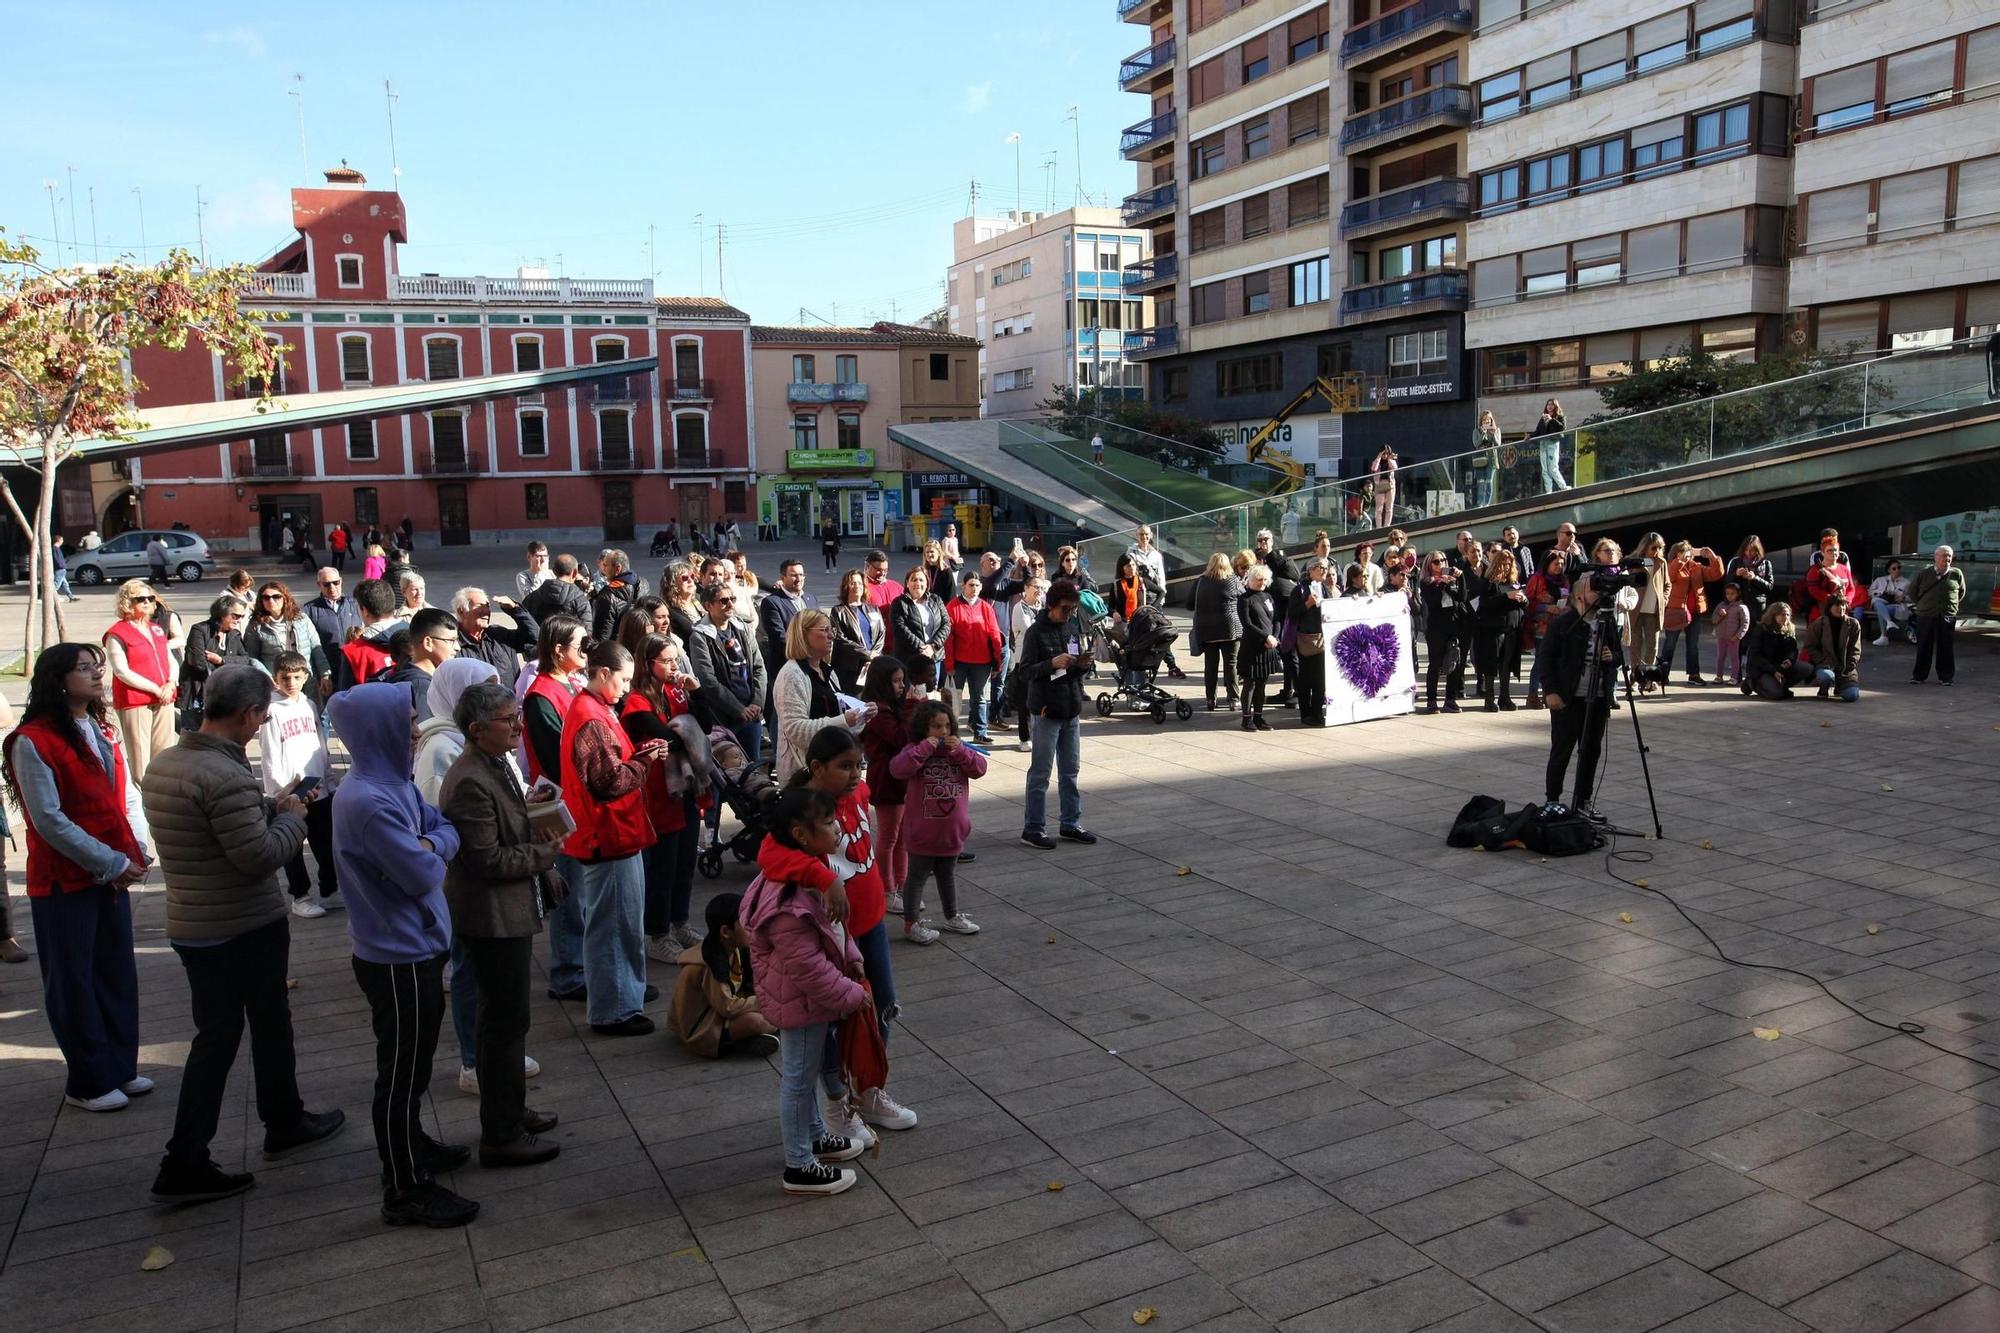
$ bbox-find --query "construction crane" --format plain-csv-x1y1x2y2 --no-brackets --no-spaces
1241,373,1387,494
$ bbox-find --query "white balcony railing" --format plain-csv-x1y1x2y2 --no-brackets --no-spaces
391,274,655,305
241,272,313,299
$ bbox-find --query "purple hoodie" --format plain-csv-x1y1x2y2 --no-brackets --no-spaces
328,682,461,965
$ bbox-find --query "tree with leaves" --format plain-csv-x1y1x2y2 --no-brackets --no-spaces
1037,383,1226,457
0,229,281,662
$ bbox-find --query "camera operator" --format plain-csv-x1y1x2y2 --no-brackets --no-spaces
1540,574,1623,821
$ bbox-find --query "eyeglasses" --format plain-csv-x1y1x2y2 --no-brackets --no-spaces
319,578,341,588
429,633,460,644
261,592,285,602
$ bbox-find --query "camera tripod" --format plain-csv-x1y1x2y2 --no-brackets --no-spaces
1573,605,1665,841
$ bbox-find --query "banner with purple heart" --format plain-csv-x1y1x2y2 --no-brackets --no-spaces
1321,597,1415,725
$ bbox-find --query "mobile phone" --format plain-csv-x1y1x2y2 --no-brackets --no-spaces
290,775,321,800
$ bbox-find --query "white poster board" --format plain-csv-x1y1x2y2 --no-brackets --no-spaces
1317,595,1416,726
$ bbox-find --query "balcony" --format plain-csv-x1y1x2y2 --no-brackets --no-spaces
1117,0,1165,21
1120,36,1176,91
1126,324,1179,358
671,376,715,401
787,381,870,404
586,372,649,405
589,444,644,473
1125,253,1178,292
1341,85,1473,150
1339,270,1469,322
1340,177,1472,240
1121,110,1177,160
1341,0,1474,69
392,274,654,305
234,442,301,481
240,272,312,300
1121,181,1177,226
425,448,483,477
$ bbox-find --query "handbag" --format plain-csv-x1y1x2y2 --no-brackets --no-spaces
1297,631,1326,658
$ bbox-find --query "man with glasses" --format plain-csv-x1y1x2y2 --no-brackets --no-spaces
1548,524,1586,582
1908,544,1966,686
304,568,361,688
453,587,538,694
379,608,460,722
687,581,766,762
515,542,553,603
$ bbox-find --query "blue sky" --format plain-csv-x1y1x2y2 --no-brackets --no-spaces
4,1,1142,323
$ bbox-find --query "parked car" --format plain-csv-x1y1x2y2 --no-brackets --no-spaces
69,529,215,585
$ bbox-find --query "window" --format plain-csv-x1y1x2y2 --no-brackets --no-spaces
993,368,1035,392
1523,246,1567,295
1525,53,1570,107
1538,341,1583,384
1289,92,1326,144
1631,117,1686,178
425,338,460,381
1290,257,1330,306
1190,208,1225,253
514,337,542,373
930,352,950,381
1098,242,1121,272
1885,41,1955,114
1192,135,1226,178
1878,167,1949,240
1472,258,1513,306
1696,0,1754,50
1811,62,1877,131
1164,367,1190,402
519,411,547,457
1479,165,1523,214
673,341,701,382
336,255,362,288
1243,270,1271,316
1485,346,1531,389
1388,329,1448,376
1634,12,1689,70
525,484,548,521
592,338,625,363
1244,116,1272,161
835,354,858,383
1578,33,1627,89
1242,34,1270,82
1578,138,1626,191
1424,55,1460,87
836,413,861,449
353,487,378,527
1889,291,1956,349
340,334,370,384
431,413,467,460
1478,71,1522,119
792,412,818,450
725,481,748,514
1627,223,1681,279
1421,234,1459,269
1191,282,1227,325
1692,102,1751,155
1216,353,1279,397
1379,242,1416,280
1527,152,1572,204
1572,234,1623,286
1289,176,1329,225
1190,56,1224,106
1242,193,1270,238
792,354,815,383
346,420,376,461
1957,157,2000,227
1289,8,1329,61
676,414,708,463
992,256,1033,285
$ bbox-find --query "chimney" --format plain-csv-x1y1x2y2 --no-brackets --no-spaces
323,161,367,187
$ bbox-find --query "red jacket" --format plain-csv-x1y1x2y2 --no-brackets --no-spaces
859,701,915,807
943,595,1003,671
104,618,172,710
522,671,577,785
756,780,886,936
863,576,901,612
619,687,708,835
1804,558,1861,623
559,688,654,862
341,636,393,690
4,717,145,897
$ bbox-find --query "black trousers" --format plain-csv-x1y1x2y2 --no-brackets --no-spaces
352,951,447,1193
1297,651,1327,723
1546,702,1609,805
165,918,305,1170
1912,613,1956,683
1237,644,1270,717
1202,642,1237,705
1474,627,1518,704
644,811,699,934
1458,622,1478,691
1424,629,1462,704
284,797,338,900
31,883,138,1099
461,935,532,1146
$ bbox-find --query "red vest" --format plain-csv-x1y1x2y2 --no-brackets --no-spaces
341,636,392,688
104,618,171,710
4,717,144,896
560,688,654,861
523,671,578,784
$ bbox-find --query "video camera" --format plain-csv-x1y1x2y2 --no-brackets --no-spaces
1586,555,1655,598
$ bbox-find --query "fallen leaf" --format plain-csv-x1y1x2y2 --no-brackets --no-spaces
1176,865,1192,876
1752,1027,1782,1041
1635,879,1648,889
1866,923,1882,935
1700,839,1713,851
285,978,299,990
1618,912,1633,924
1046,935,1057,944
140,1245,174,1271
667,1245,707,1263
1046,1181,1065,1192
1881,785,1894,793
1820,720,1832,728
1133,1310,1158,1326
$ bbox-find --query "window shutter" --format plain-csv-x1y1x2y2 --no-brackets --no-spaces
1242,193,1269,237
1683,212,1745,273
1578,33,1626,77
1627,223,1682,279
1525,53,1569,91
1956,156,2000,225
1887,291,1956,339
426,340,460,380
601,411,631,452
432,414,465,455
1885,42,1956,105
1812,64,1877,118
1966,283,2000,329
341,337,370,382
1694,0,1752,25
1805,184,1871,251
1634,13,1688,57
1638,325,1695,360
1472,258,1514,305
1876,168,1948,240
1815,302,1879,350
1967,28,2000,96
1586,333,1633,366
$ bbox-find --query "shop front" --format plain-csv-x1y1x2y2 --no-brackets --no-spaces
755,449,899,542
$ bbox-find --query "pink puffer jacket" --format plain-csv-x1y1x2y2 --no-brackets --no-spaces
742,871,864,1030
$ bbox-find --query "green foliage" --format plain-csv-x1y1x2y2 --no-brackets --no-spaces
1038,383,1226,456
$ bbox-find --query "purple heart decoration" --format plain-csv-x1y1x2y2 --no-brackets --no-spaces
1334,622,1400,699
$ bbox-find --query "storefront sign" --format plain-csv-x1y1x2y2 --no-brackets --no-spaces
786,448,874,471
882,489,905,522
912,470,971,488
1384,375,1459,403
772,481,815,493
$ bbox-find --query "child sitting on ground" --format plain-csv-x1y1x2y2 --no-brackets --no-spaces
257,651,339,917
668,892,777,1058
888,700,987,943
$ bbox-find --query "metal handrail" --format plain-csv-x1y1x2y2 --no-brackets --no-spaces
1120,36,1176,86
1121,111,1177,155
1341,177,1471,233
1340,85,1474,146
1122,182,1177,224
1341,270,1469,315
1341,0,1474,62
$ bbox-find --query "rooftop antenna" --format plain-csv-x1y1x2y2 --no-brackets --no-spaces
44,181,61,260
88,185,99,263
798,307,835,326
1067,105,1085,206
132,186,147,264
384,80,402,186
1042,152,1058,211
1005,132,1022,221
289,74,308,178
965,178,980,216
67,165,80,265
195,185,208,266
692,214,704,295
646,221,658,281
715,223,727,300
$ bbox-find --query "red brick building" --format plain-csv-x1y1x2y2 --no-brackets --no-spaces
123,167,754,550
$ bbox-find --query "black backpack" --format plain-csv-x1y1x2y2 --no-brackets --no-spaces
1518,804,1604,857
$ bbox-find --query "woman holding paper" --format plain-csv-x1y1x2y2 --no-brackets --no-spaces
774,609,871,784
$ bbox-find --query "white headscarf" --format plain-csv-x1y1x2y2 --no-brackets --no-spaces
415,658,500,804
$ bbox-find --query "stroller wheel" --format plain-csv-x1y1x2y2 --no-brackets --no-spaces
697,847,724,880
1095,693,1116,717
1175,700,1194,721
1149,701,1168,724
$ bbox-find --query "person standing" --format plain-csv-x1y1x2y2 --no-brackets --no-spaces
516,541,554,602
861,549,902,613
1125,525,1184,678
590,549,648,644
328,523,350,575
1540,580,1619,821
179,595,251,731
1531,398,1568,492
819,517,841,573
1090,431,1105,466
688,580,768,762
943,572,1004,743
256,652,339,918
773,610,870,785
522,617,590,1004
1474,411,1502,508
146,534,171,585
144,666,343,1203
102,580,177,782
889,567,949,694
1192,553,1242,711
622,634,707,960
1547,523,1587,583
247,582,334,698
51,533,77,602
1908,545,1966,686
1017,580,1095,850
1369,446,1398,529
1236,566,1278,732
1253,530,1299,707
523,552,593,627
1420,552,1469,714
1289,558,1332,728
1724,535,1775,622
453,587,538,695
1467,549,1528,711
829,569,887,694
1658,542,1724,686
2,644,151,1110
759,559,818,728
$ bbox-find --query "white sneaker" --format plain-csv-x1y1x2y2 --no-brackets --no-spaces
646,933,679,963
120,1076,156,1097
1873,635,1888,646
1016,738,1031,753
64,1088,130,1113
458,1065,479,1096
290,897,326,919
884,891,903,916
524,1055,541,1078
822,1097,877,1149
940,914,981,935
859,1086,918,1131
318,894,345,912
903,921,940,945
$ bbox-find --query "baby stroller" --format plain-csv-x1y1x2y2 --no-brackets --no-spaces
1096,604,1194,724
697,725,781,879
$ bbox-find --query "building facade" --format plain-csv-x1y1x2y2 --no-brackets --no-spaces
945,207,1151,417
123,167,754,550
749,323,980,540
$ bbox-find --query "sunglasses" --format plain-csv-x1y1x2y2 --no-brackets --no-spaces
262,592,285,601
132,595,157,604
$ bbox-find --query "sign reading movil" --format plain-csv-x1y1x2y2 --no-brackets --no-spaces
787,448,875,471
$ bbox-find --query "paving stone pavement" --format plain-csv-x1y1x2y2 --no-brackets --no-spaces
2,553,1998,1330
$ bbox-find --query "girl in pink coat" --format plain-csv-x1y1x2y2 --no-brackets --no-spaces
741,788,869,1197
888,701,988,944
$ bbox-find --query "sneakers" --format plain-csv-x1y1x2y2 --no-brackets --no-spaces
1015,738,1031,753
151,1159,255,1204
885,890,904,916
458,1065,480,1096
591,1014,656,1037
645,934,679,963
666,921,704,953
737,1032,780,1057
859,1087,918,1131
812,1133,866,1163
412,1137,471,1175
1059,827,1098,844
783,1161,857,1196
317,893,345,912
940,914,981,935
122,1076,155,1097
0,936,27,964
1873,634,1888,646
382,1182,481,1228
479,1135,560,1169
1576,803,1609,826
823,1097,877,1150
547,985,586,1002
1021,830,1056,850
290,897,326,919
64,1088,129,1113
903,921,940,945
263,1108,346,1159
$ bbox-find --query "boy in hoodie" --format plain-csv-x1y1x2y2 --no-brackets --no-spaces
326,682,472,1229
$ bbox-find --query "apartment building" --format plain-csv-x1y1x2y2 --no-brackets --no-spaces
124,166,755,548
749,323,980,539
945,207,1150,417
1466,0,2000,435
1117,0,1475,474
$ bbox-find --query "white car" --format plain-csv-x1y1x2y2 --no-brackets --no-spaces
70,530,216,585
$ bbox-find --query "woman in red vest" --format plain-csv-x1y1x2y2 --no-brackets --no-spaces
102,579,176,783
559,641,670,1036
523,616,589,1003
1,643,152,1111
620,633,710,961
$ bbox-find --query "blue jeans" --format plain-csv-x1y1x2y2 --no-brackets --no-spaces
779,1022,830,1169
1657,619,1702,678
1024,713,1082,834
1539,439,1567,491
954,662,993,737
1813,667,1861,702
989,641,1012,714
55,570,75,600
546,853,585,996
449,934,477,1068
1873,598,1910,638
572,854,647,1026
733,719,763,768
854,920,897,1045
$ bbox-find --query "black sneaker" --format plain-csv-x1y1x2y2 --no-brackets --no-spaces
151,1158,255,1204
591,1014,656,1037
547,985,586,1002
478,1134,561,1169
737,1033,780,1057
813,1133,866,1162
1059,827,1098,844
1021,830,1056,850
782,1161,857,1196
521,1108,559,1135
263,1107,346,1159
418,1138,471,1173
382,1182,481,1228
643,984,660,1003
956,851,976,863
1576,803,1609,826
